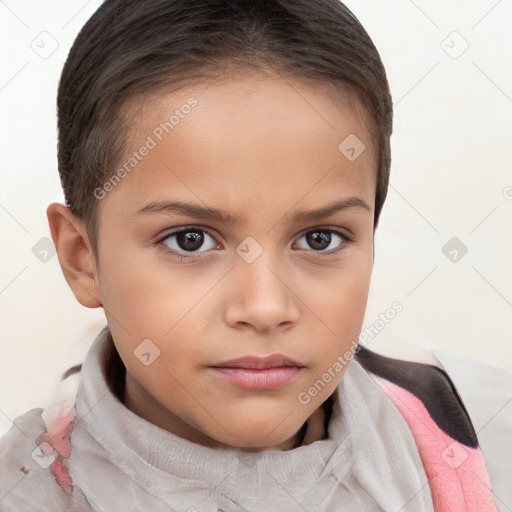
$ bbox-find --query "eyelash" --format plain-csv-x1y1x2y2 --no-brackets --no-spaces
153,226,354,261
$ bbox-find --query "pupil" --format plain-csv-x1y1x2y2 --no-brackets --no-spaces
177,231,203,251
308,231,330,250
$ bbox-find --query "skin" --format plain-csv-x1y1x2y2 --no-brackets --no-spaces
47,70,377,453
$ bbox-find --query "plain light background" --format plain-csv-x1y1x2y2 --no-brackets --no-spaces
1,0,511,437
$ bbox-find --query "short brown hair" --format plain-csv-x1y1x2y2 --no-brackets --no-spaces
57,0,393,257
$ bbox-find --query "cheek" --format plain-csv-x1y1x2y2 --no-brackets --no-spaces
309,256,372,355
97,240,171,319
97,251,208,366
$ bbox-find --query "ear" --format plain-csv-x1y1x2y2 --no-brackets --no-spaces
46,203,102,308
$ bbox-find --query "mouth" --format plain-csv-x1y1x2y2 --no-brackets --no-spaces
210,353,305,370
208,366,304,390
208,354,306,390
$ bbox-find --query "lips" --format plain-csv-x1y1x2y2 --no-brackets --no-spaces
210,354,305,370
208,354,306,390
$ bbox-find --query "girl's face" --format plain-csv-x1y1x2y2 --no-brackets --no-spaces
92,72,377,451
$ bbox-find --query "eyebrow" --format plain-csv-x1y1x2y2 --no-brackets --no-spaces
135,197,371,225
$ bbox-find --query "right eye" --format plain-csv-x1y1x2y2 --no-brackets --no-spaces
156,227,221,258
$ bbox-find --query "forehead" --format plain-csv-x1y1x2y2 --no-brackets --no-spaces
104,72,376,220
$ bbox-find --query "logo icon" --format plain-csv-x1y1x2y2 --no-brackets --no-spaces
442,237,468,263
30,31,59,60
31,441,57,468
441,31,469,60
441,441,468,468
32,237,56,263
134,339,161,366
338,134,366,162
236,236,263,264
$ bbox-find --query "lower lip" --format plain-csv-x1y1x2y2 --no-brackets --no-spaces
209,366,302,390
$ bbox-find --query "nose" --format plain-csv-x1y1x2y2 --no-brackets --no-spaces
223,253,300,333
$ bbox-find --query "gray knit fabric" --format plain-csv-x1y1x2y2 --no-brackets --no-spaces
0,328,439,511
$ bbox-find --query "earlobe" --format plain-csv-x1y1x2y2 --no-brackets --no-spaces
46,203,102,308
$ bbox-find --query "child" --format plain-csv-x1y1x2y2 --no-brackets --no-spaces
1,0,510,511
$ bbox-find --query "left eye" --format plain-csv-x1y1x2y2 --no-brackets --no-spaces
295,229,348,252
